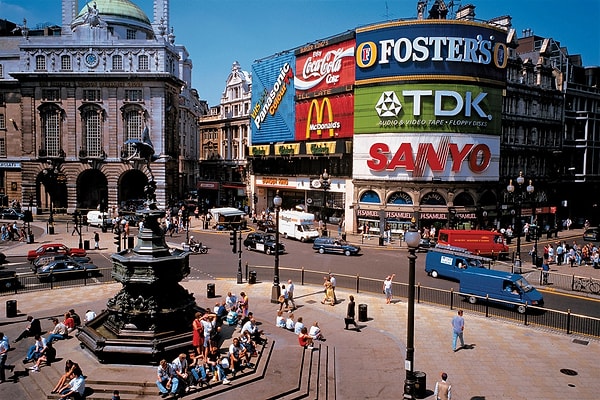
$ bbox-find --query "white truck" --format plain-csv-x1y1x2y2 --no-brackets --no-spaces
278,211,319,242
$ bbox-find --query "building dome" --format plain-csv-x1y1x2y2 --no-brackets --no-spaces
76,0,151,25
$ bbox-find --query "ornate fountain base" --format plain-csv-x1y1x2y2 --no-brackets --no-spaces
77,207,200,364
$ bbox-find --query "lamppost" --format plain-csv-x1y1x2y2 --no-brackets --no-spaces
271,191,283,303
320,169,330,237
507,171,534,264
42,160,60,235
403,225,421,399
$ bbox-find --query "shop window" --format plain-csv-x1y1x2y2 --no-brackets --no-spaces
359,190,381,204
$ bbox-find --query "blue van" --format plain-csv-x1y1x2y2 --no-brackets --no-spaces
459,269,544,313
425,246,491,280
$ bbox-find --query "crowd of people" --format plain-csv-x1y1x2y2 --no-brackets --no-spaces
3,310,88,398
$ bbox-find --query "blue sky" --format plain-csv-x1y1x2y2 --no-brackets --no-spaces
2,0,599,106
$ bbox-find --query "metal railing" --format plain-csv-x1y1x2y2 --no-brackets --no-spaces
3,265,599,339
249,265,600,339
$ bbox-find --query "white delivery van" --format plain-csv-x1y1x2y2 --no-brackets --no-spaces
86,211,111,227
278,211,319,242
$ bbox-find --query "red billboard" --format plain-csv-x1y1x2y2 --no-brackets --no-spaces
295,93,354,141
295,38,355,95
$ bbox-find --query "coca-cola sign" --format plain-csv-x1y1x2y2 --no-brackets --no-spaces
295,39,355,94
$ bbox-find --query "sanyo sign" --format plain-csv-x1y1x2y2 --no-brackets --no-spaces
352,134,500,181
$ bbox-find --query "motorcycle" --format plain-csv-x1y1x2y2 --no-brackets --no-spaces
183,241,208,254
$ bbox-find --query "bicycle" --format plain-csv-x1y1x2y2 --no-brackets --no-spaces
573,277,600,294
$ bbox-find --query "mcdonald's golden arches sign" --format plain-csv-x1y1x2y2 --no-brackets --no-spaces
295,93,354,141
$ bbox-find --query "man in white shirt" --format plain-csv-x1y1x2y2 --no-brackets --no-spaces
171,353,190,391
59,370,86,400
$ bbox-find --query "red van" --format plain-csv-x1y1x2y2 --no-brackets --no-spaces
437,229,508,259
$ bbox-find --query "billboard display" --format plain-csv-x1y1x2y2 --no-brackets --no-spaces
355,83,503,135
295,93,354,141
251,53,296,144
355,21,508,83
295,38,355,95
353,133,499,181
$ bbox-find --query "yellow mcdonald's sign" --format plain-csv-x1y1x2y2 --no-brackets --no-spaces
305,97,340,139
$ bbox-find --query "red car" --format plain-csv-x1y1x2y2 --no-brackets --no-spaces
27,243,87,263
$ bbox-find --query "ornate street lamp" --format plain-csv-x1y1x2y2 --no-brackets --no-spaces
271,191,283,303
403,225,421,399
320,169,330,237
507,171,534,263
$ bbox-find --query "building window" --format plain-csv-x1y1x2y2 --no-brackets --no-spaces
0,64,3,78
124,110,143,157
0,137,5,157
83,89,101,102
82,109,102,157
35,55,46,70
42,110,61,157
112,55,123,70
60,55,71,71
42,89,60,102
127,29,136,40
0,114,5,130
125,89,143,102
138,55,149,70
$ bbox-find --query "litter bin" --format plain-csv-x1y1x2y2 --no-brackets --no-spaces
378,236,384,246
249,270,257,284
358,303,368,322
207,283,215,298
48,225,55,234
27,234,34,244
413,371,427,399
6,300,17,318
127,236,135,249
83,240,90,250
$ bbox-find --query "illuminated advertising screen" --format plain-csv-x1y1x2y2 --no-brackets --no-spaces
295,37,355,95
354,83,502,135
355,21,508,83
353,133,499,181
251,53,296,144
295,93,354,141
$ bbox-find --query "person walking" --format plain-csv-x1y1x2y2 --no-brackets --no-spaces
383,274,395,304
287,279,297,310
434,372,452,400
0,331,15,383
94,231,100,250
344,295,359,331
452,310,465,352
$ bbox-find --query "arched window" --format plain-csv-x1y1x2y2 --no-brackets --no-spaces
40,106,61,157
81,107,102,157
421,192,446,206
453,192,475,206
123,108,143,157
359,190,381,204
387,191,413,205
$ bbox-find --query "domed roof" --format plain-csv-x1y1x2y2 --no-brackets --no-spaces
76,0,151,25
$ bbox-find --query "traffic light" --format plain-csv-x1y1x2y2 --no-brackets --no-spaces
230,230,237,253
114,233,121,252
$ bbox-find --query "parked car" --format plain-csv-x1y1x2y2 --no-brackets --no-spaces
31,254,92,273
312,237,361,256
256,219,276,233
36,259,100,282
583,227,599,242
27,243,87,263
243,232,285,255
0,208,25,220
418,237,437,252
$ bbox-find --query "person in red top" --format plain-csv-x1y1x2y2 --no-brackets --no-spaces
63,312,75,333
298,327,314,349
192,312,205,356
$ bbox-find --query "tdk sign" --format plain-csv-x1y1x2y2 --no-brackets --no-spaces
355,22,508,83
